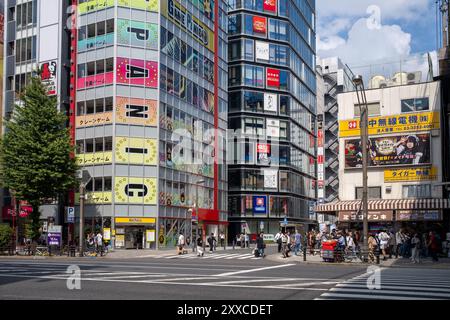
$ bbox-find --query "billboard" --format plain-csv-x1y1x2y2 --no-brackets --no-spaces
266,68,280,88
117,20,158,49
78,33,114,51
40,61,57,96
264,170,278,188
162,0,214,52
256,41,270,61
116,58,158,87
115,137,157,165
116,97,157,126
256,143,271,165
345,133,431,168
252,16,267,34
77,72,114,89
76,112,113,128
264,93,277,112
339,111,440,137
253,196,268,214
384,166,438,182
263,0,277,12
76,152,113,166
78,0,158,14
114,177,157,204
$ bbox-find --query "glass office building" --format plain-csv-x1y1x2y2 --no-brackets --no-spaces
227,0,317,239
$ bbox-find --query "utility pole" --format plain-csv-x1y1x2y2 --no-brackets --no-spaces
79,183,85,257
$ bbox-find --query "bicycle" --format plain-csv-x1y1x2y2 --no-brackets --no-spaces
34,246,49,256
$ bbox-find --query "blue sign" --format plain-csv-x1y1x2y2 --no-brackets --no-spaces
253,196,267,214
67,207,75,223
47,232,61,246
283,217,288,225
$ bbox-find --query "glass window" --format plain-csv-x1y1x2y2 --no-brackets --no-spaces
105,97,113,112
244,39,254,61
106,19,114,34
244,91,263,112
85,139,94,153
86,100,95,114
104,177,112,191
94,178,103,192
356,187,382,199
95,138,104,152
87,23,96,38
77,102,85,116
104,137,113,151
402,184,431,198
95,98,104,113
97,21,105,36
105,58,114,72
401,98,430,113
87,61,95,76
96,60,105,74
354,102,381,117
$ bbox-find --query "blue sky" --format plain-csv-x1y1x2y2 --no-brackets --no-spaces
316,0,438,75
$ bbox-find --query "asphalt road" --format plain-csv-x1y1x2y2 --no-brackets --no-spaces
0,255,367,300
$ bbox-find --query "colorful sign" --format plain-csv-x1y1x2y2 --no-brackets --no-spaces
162,0,215,52
339,211,394,222
76,152,113,166
115,217,156,224
339,111,440,137
76,112,113,128
103,228,111,241
257,143,271,165
40,61,57,96
252,16,267,34
116,58,158,87
78,0,114,14
266,68,280,88
114,177,157,204
47,232,61,246
253,196,268,214
77,72,114,89
345,133,431,168
78,0,158,14
384,167,438,182
115,137,157,165
396,210,443,221
78,33,114,51
116,97,157,126
263,0,277,12
117,19,158,49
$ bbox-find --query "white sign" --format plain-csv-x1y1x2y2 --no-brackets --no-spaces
266,119,280,137
264,93,277,112
263,234,274,242
48,225,62,233
66,207,75,223
255,41,270,61
260,221,264,230
264,169,278,188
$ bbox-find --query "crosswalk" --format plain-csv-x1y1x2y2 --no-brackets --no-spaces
141,252,262,260
317,267,450,300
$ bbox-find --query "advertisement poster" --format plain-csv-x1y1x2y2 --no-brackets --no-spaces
116,97,157,126
264,93,277,112
396,210,442,221
76,112,113,128
339,111,440,137
264,170,278,188
252,16,267,34
78,33,114,51
115,137,157,165
40,61,57,95
117,19,158,49
78,0,158,14
263,0,277,12
266,118,280,137
47,232,61,246
345,133,431,168
77,72,114,89
253,196,268,214
266,68,280,88
256,143,271,165
384,166,437,182
114,177,157,204
256,41,270,61
116,58,158,87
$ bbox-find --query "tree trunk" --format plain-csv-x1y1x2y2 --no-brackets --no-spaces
30,204,41,241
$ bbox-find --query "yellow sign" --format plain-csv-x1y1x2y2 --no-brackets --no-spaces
115,137,157,165
115,234,125,247
75,192,112,204
146,229,156,242
79,0,158,14
116,97,157,126
76,152,113,166
162,0,215,52
78,0,114,14
103,228,111,240
118,0,158,11
384,167,438,182
339,111,440,137
115,217,156,224
114,177,157,204
76,112,113,128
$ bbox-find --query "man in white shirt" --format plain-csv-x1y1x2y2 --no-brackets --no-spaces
346,232,355,255
95,232,103,254
274,231,282,253
178,233,185,254
378,230,390,260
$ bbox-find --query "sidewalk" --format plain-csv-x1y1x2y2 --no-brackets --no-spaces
390,256,450,269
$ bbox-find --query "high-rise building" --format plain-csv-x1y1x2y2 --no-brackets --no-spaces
2,0,228,249
1,0,72,227
227,0,317,239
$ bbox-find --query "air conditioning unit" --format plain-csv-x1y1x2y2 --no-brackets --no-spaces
369,75,386,89
406,71,422,84
378,80,389,88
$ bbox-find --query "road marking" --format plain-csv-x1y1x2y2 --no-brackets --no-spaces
237,254,255,260
319,293,434,300
215,264,295,277
328,287,450,298
335,283,450,292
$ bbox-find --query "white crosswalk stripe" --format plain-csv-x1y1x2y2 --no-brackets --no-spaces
317,268,450,300
150,252,258,260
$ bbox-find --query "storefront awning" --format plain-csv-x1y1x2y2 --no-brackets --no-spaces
315,198,450,213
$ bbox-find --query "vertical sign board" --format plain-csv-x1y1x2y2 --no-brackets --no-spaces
264,93,277,112
66,207,75,223
40,61,57,96
253,196,267,214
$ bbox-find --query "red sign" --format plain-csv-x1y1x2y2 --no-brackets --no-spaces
252,16,267,34
317,155,324,164
348,121,358,129
257,143,270,154
266,68,280,88
263,0,277,12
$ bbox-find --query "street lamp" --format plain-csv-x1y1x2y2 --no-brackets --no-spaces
352,75,369,259
192,179,205,252
78,170,91,257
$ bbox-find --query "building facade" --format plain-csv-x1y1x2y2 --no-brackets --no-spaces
73,0,228,249
1,0,72,228
317,77,450,234
227,0,317,240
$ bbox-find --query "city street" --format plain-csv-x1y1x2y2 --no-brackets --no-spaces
1,251,450,300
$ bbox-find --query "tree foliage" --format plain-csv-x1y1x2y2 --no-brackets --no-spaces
0,77,79,239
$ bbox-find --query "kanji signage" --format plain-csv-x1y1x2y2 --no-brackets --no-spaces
40,61,57,96
266,68,280,88
339,211,393,222
384,166,438,182
396,210,442,221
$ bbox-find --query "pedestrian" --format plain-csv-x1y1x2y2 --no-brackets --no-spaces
256,233,265,258
315,231,321,250
368,233,377,263
281,231,289,258
396,229,404,257
274,230,282,253
177,232,185,254
219,232,225,249
427,231,439,262
411,233,422,263
346,231,355,255
197,236,204,257
378,229,390,260
208,233,215,253
245,233,249,248
240,233,245,248
294,230,302,256
95,231,103,254
388,230,396,258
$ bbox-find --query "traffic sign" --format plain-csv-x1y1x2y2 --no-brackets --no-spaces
66,207,75,223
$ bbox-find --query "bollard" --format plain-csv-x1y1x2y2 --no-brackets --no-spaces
303,247,307,261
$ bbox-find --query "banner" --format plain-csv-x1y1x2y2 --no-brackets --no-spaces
117,19,158,49
257,143,271,165
162,0,214,52
266,118,280,137
77,72,114,89
79,0,158,14
339,211,394,222
396,210,442,221
263,0,277,12
40,61,57,95
75,192,112,204
76,152,113,166
256,41,270,61
76,112,113,128
345,133,431,168
264,93,277,112
384,166,437,182
115,137,157,165
253,196,268,214
116,97,157,126
252,16,267,34
78,33,114,51
266,68,280,88
114,177,157,204
116,58,158,87
339,111,440,137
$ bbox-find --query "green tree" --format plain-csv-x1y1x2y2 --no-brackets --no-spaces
0,224,13,248
0,77,79,240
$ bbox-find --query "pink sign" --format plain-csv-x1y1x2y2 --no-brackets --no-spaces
116,58,158,87
77,72,114,89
